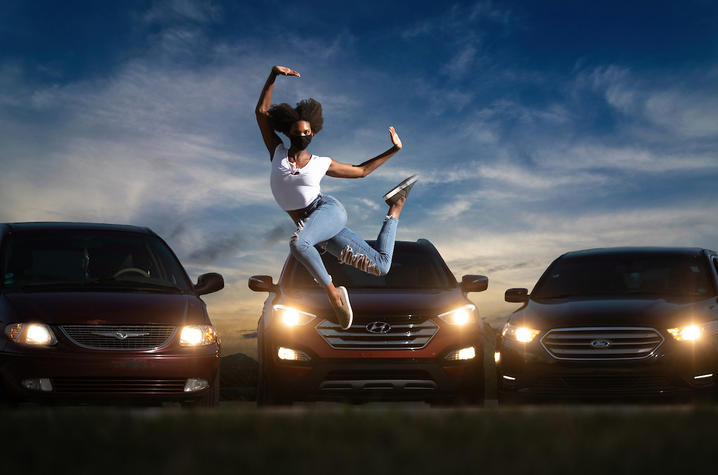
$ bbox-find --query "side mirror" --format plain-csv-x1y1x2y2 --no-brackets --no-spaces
461,275,488,293
194,273,224,296
505,288,529,303
248,275,278,292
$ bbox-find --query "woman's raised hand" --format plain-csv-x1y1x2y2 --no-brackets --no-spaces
272,65,300,77
389,126,402,150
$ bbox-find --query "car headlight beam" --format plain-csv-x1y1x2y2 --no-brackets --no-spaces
179,325,218,346
4,323,57,346
438,304,477,326
502,323,541,343
273,305,316,327
668,321,718,342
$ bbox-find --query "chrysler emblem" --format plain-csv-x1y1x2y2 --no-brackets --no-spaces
590,339,611,348
92,330,149,340
366,321,391,334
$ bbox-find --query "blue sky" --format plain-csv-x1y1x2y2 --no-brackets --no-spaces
2,0,718,354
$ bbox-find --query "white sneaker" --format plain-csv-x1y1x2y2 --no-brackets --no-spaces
383,174,418,206
334,286,353,330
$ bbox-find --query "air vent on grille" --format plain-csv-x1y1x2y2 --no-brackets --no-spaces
60,325,176,350
316,318,438,350
540,327,664,360
51,378,186,394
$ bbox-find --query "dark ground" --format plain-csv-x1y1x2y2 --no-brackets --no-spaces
3,404,718,474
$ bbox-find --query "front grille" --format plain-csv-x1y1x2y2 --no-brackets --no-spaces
51,377,186,395
541,327,664,360
316,317,439,350
60,325,176,350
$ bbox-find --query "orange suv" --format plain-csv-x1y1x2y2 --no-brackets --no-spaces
249,239,488,405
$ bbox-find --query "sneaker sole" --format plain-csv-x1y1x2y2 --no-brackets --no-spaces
383,174,418,201
337,286,353,330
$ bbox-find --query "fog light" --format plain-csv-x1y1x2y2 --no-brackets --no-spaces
494,352,501,363
184,378,209,392
694,373,713,380
277,347,311,361
445,346,476,361
21,378,53,392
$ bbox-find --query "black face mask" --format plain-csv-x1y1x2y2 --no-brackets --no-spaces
289,134,312,150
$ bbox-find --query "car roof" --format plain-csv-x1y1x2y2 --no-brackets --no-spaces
1,221,154,235
562,246,712,258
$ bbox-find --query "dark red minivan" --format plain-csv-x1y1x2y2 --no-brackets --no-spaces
0,222,224,405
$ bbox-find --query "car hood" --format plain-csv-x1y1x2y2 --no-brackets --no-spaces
0,291,207,325
510,296,718,330
279,287,469,318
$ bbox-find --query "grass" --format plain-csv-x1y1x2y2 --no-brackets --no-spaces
4,404,718,474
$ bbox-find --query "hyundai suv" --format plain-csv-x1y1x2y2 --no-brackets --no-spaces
249,239,488,404
496,247,718,402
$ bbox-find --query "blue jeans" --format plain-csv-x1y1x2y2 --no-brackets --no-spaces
288,194,398,287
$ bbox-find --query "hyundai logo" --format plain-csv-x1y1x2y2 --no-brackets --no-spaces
590,339,611,348
366,322,391,334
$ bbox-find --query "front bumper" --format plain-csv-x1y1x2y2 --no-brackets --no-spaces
497,336,718,401
266,353,484,402
0,345,220,402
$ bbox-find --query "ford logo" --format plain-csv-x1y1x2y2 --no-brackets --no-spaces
590,339,611,348
366,322,391,334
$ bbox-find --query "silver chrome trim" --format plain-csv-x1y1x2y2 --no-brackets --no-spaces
316,319,439,350
540,326,665,361
60,325,177,351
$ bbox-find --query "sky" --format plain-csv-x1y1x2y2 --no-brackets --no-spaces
2,0,718,356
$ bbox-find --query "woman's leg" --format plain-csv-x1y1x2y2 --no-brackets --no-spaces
289,195,347,287
323,196,406,276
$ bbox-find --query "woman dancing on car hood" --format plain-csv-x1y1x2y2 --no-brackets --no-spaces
255,65,417,330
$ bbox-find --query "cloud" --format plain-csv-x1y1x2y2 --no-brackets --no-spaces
143,0,222,24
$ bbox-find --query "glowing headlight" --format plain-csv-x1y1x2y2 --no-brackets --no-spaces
277,346,311,361
668,321,718,342
502,323,541,343
438,304,476,326
273,305,316,327
4,323,57,346
179,325,217,346
445,346,476,361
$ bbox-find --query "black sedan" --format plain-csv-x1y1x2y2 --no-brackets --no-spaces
496,247,718,402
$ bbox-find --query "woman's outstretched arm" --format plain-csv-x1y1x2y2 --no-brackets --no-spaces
326,126,403,178
255,65,300,158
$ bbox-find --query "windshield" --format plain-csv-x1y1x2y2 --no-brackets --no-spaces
1,230,192,292
285,244,455,289
532,252,715,300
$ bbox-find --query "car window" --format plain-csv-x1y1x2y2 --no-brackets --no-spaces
1,231,192,292
285,245,455,289
532,252,715,300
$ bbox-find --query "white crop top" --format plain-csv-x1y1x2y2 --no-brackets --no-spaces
269,143,332,211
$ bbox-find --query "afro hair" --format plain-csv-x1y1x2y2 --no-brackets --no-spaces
268,98,324,136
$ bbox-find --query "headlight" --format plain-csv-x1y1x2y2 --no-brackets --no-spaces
445,346,476,361
667,321,718,341
179,325,217,346
273,305,316,327
4,323,57,346
438,304,476,326
502,323,541,343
